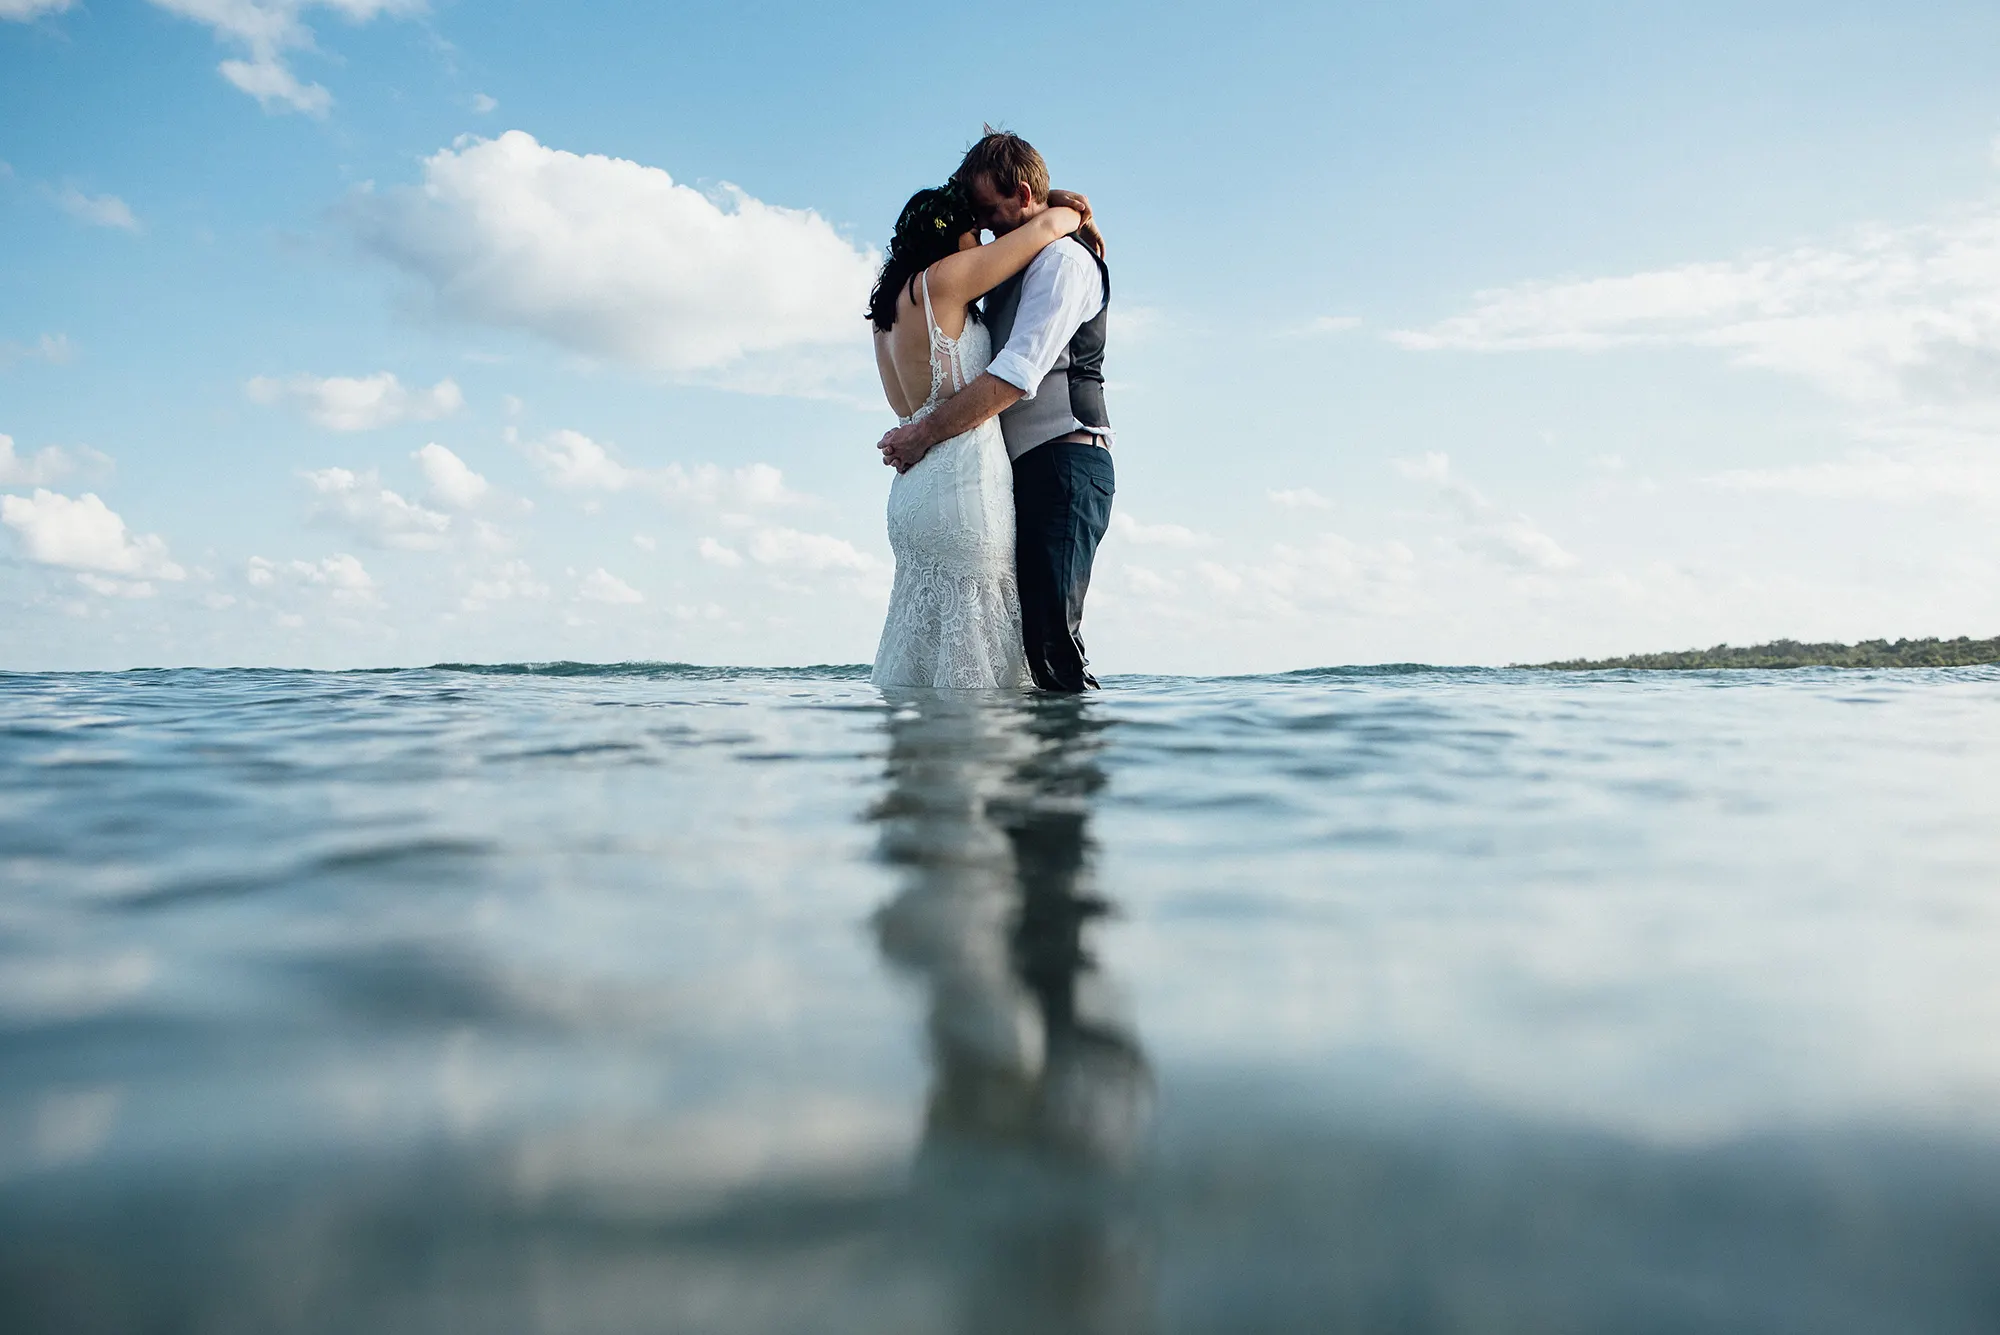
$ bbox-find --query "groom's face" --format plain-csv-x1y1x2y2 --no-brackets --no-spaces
966,173,1035,237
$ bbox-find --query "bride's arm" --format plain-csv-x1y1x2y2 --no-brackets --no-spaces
924,205,1082,310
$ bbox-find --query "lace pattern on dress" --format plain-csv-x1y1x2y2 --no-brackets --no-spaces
898,272,970,426
872,271,1030,690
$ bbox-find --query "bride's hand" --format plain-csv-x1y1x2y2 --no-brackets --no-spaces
1046,189,1092,222
1047,190,1102,255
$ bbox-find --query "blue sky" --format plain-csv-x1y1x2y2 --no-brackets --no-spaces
4,0,1999,671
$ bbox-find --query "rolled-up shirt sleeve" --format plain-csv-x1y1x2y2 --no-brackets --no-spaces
985,240,1104,400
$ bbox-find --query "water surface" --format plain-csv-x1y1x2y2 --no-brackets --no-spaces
3,665,1998,1332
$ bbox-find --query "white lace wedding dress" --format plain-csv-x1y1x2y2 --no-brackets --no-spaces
871,275,1030,689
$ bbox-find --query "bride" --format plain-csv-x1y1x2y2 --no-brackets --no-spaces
867,184,1089,689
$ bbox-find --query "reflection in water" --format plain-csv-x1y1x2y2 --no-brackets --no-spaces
10,668,2000,1331
871,690,1153,1330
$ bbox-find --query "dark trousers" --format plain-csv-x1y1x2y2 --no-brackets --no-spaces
1012,441,1115,692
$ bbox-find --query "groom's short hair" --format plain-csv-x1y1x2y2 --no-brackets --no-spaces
953,128,1049,204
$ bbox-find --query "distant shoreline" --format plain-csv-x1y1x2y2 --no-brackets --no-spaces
1529,637,2000,671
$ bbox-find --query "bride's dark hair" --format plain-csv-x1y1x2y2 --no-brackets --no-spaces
866,185,979,333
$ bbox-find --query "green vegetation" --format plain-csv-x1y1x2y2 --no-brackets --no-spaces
1530,636,2000,671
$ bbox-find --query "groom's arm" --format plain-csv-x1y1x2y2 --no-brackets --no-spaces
877,242,1104,472
878,375,1023,471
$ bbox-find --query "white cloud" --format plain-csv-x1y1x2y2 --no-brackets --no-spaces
0,0,74,21
1268,487,1333,511
744,526,877,573
292,553,373,593
414,442,488,509
631,533,656,552
658,460,795,508
698,536,742,567
462,559,547,611
218,53,330,116
1396,452,1576,572
75,573,156,598
1391,207,2000,409
348,132,879,383
0,433,75,486
1708,442,2000,508
247,372,463,431
248,552,378,604
0,333,75,367
1111,513,1209,547
53,186,140,232
1396,189,2000,512
146,0,426,117
470,92,497,114
1,490,184,578
520,428,799,509
1102,531,1420,635
302,466,451,549
577,567,643,604
523,428,633,491
1110,306,1166,341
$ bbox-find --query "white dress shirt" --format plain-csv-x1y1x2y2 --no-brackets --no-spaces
985,236,1110,443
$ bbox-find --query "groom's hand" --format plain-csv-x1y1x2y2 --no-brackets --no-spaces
877,422,932,473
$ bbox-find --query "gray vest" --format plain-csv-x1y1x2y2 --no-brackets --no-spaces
983,238,1111,461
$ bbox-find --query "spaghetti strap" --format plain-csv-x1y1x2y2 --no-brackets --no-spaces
920,270,939,339
918,268,968,396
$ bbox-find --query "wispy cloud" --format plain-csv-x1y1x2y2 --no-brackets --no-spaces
576,567,643,605
1391,207,2000,410
1268,487,1333,511
146,0,427,117
0,0,75,22
0,333,76,368
460,559,547,612
742,526,876,572
1706,408,2000,508
1396,452,1576,572
0,433,79,486
248,552,378,605
247,371,463,431
53,186,140,232
1111,513,1211,548
519,427,799,510
1397,187,2000,512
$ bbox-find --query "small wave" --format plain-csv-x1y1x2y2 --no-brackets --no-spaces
1275,663,1493,679
425,661,874,681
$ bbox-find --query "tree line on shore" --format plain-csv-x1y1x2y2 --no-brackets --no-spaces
1530,636,2000,671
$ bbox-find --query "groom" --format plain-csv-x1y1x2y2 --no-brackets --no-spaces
877,130,1115,692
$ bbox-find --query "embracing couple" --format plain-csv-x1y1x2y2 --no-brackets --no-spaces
868,130,1114,693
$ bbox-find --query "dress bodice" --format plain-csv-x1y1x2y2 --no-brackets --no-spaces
898,273,993,427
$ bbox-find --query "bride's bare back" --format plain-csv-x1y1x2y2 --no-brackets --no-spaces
873,204,1083,421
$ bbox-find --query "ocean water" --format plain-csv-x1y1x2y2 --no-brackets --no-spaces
2,663,1998,1334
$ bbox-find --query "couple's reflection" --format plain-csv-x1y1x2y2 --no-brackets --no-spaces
871,689,1153,1333
872,689,1151,1171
